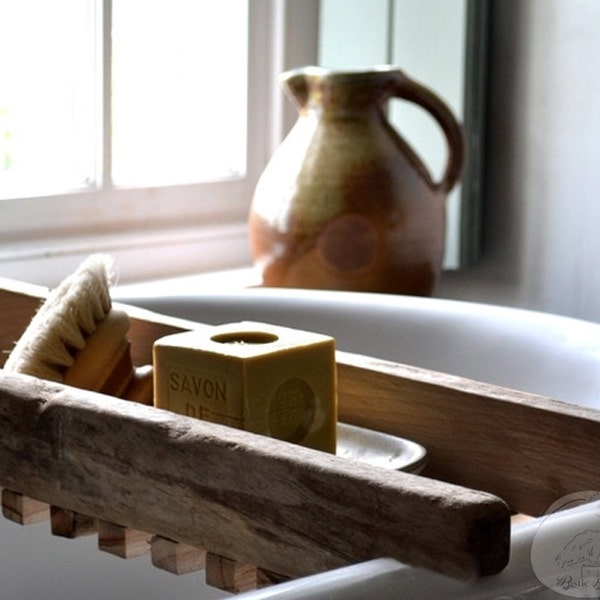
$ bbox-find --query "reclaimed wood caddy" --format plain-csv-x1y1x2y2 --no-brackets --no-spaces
2,277,600,594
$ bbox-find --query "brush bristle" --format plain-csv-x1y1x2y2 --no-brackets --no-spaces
4,254,114,381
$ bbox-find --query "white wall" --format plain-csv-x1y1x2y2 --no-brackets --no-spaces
438,0,600,323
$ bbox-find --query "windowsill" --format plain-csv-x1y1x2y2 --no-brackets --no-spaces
0,221,253,288
113,266,262,299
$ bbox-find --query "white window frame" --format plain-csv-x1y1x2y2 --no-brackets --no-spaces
0,0,319,287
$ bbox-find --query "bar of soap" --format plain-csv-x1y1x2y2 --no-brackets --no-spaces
153,321,337,453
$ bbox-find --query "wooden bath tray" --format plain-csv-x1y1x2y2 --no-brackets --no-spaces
2,277,600,594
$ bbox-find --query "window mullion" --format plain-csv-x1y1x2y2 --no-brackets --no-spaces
100,0,113,190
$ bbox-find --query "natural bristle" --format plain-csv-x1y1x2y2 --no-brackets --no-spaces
4,254,114,381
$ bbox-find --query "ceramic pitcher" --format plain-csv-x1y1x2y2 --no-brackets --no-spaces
248,66,465,296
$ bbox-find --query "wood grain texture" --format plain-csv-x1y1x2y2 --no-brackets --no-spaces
255,567,291,588
2,489,49,525
115,301,209,367
336,351,600,516
98,521,152,558
0,279,47,368
206,554,261,594
0,371,509,580
50,507,96,538
150,536,206,575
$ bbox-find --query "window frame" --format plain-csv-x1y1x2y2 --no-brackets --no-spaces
0,0,319,286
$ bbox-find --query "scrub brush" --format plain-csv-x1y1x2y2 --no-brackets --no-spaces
3,254,152,402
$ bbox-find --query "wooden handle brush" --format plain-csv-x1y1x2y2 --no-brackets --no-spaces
3,254,152,402
3,254,153,540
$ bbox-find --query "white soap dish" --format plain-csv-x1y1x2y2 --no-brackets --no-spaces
336,422,427,474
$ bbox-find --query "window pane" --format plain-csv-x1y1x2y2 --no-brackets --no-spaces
111,0,248,187
0,0,97,200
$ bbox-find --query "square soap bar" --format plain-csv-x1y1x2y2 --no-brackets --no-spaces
153,321,337,453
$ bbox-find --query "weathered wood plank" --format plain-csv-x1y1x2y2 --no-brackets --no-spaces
0,279,47,369
0,371,510,581
336,350,600,516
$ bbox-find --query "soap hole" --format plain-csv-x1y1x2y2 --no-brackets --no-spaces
211,331,279,345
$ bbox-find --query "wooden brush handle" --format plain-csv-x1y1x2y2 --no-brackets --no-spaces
64,309,153,404
64,309,131,392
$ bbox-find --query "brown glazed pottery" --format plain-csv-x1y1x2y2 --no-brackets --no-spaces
248,66,465,296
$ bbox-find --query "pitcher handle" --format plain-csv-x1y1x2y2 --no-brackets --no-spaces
389,69,466,193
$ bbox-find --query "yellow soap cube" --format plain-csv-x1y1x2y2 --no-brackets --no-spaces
153,321,337,453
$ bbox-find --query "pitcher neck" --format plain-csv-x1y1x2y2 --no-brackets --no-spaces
282,66,395,114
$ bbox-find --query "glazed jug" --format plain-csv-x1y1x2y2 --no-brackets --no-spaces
248,66,465,296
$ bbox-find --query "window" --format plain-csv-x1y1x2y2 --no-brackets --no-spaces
0,0,97,199
0,0,319,286
111,1,248,187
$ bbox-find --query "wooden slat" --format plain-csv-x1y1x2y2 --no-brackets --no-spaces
336,351,600,516
98,521,152,558
50,507,96,538
0,279,47,369
150,536,207,575
116,301,209,367
206,553,261,594
2,489,50,525
0,371,510,581
255,567,291,588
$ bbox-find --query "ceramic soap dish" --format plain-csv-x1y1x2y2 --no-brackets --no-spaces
337,422,427,473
